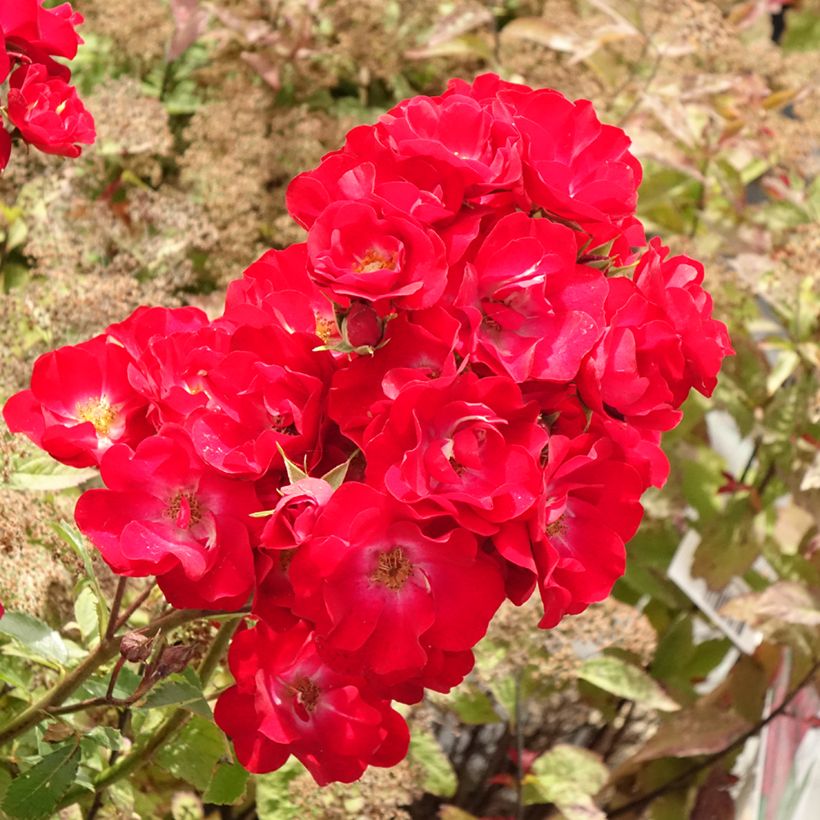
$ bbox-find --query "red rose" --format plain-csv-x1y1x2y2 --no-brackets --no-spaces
222,244,338,347
260,477,335,552
363,372,547,534
578,241,733,431
495,433,645,627
510,85,642,227
632,239,734,401
376,89,523,197
328,307,460,444
287,483,505,681
125,323,233,427
3,335,151,468
107,305,210,360
0,1,84,80
0,127,10,171
75,428,258,611
214,621,409,784
187,325,336,477
306,198,447,314
287,136,467,232
457,211,606,383
7,64,95,157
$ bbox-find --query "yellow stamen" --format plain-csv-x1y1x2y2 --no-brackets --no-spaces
75,397,116,437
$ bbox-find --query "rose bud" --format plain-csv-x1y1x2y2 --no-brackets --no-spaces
120,631,154,663
153,644,195,678
343,301,384,348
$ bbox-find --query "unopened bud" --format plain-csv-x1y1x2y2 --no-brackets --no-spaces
120,631,153,663
343,301,384,348
153,643,195,678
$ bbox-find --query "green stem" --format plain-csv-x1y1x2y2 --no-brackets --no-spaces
0,608,228,746
0,638,121,747
56,616,242,811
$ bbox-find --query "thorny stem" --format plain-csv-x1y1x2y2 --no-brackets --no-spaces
56,617,243,812
0,607,243,746
106,578,128,640
606,659,820,817
113,581,157,632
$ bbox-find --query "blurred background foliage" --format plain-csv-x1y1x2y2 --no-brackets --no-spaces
0,1,818,818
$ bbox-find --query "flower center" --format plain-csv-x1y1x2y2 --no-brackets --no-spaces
314,313,336,344
166,491,202,529
449,457,466,476
75,397,116,437
270,413,298,436
354,248,396,274
545,515,566,539
371,547,414,591
294,676,320,713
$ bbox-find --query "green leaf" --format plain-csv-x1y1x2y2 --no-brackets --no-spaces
0,769,11,806
0,611,74,667
2,742,80,820
652,617,694,680
0,656,32,693
255,759,305,820
138,672,212,718
782,9,820,51
682,638,731,680
52,522,108,631
578,656,680,712
155,716,225,790
203,762,249,805
409,730,457,798
524,744,608,819
73,584,100,646
6,456,97,491
445,687,500,725
691,500,757,589
489,675,518,722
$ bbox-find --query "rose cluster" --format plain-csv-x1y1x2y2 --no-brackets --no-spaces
3,74,732,785
0,0,95,171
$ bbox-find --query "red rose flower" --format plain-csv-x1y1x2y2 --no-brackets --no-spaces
328,307,460,444
7,64,95,158
578,241,733,431
222,244,338,347
214,620,409,784
496,434,645,627
287,483,505,681
363,373,547,534
106,305,209,360
0,31,9,84
631,239,734,402
510,85,642,228
0,0,84,59
75,428,258,610
0,127,10,172
125,323,233,427
0,0,85,80
188,325,336,477
3,335,151,468
375,89,523,196
260,477,335,552
457,212,606,383
287,137,467,232
306,198,447,314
